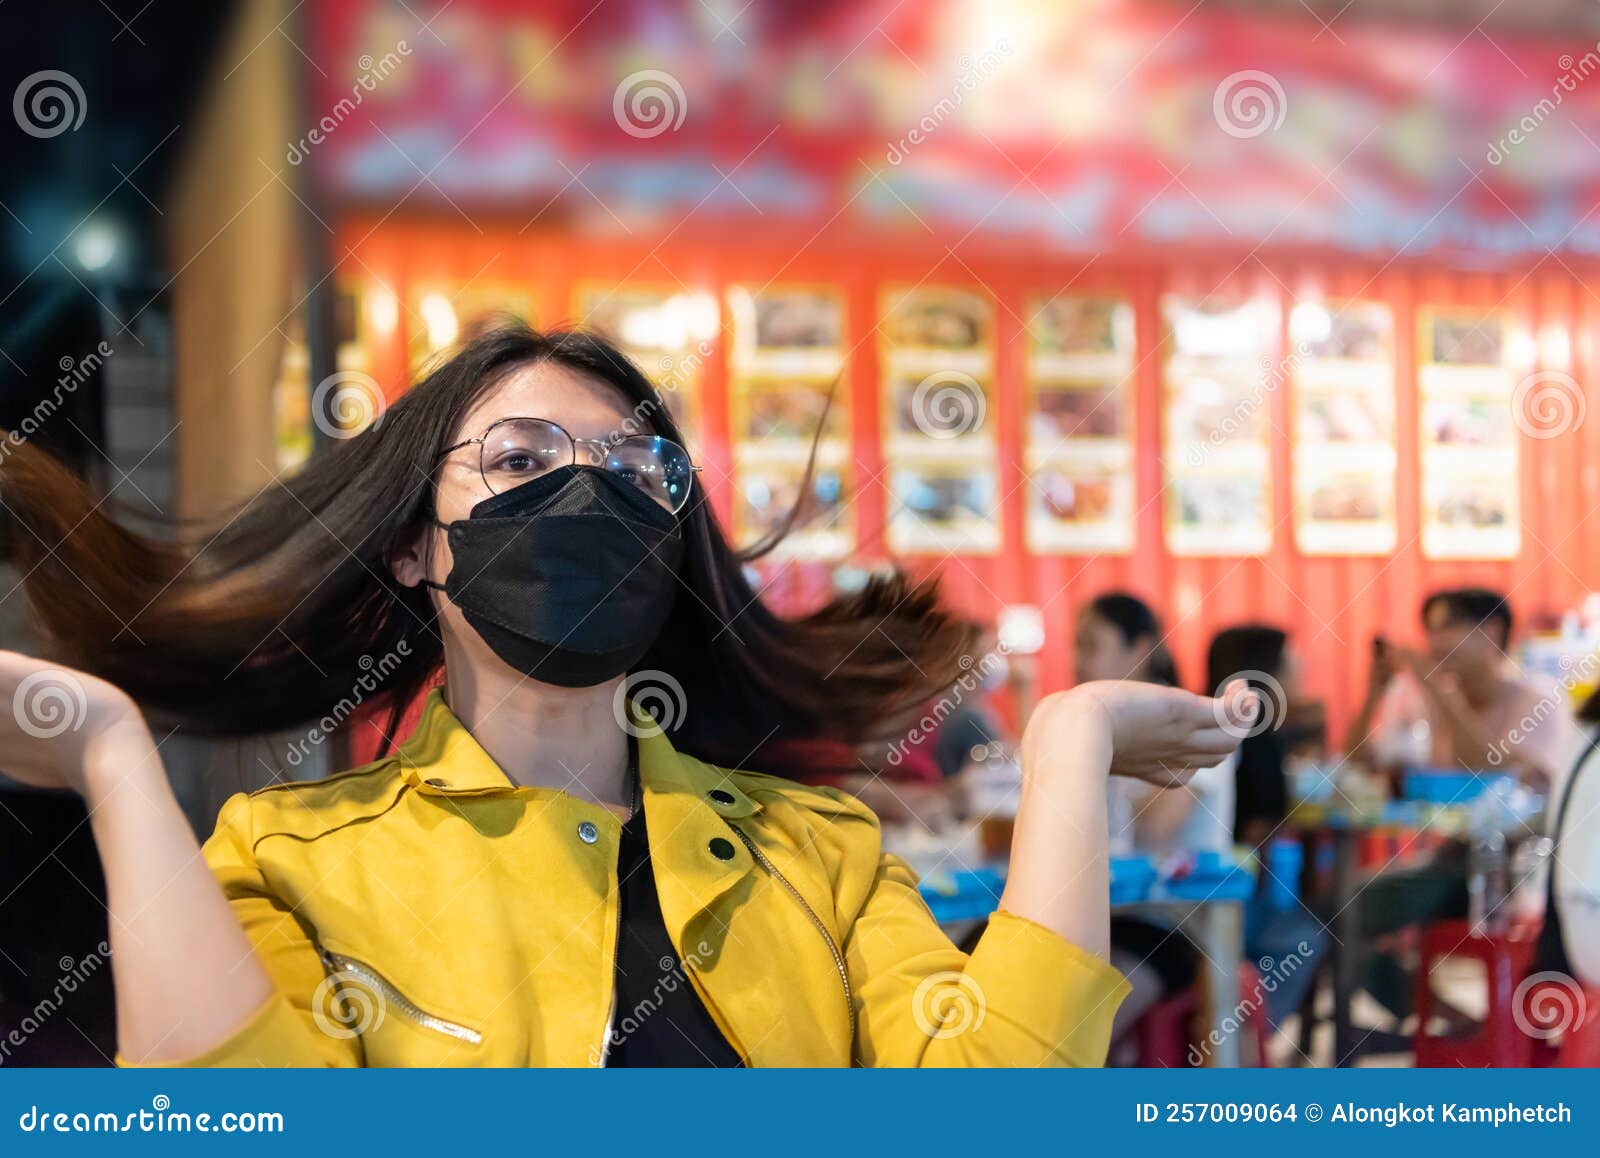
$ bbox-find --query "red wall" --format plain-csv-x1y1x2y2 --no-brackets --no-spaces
336,219,1600,755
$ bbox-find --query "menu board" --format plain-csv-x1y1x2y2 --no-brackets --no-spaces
878,287,999,554
1417,309,1520,560
406,281,534,374
1024,294,1136,553
1161,296,1276,556
727,286,854,560
1290,300,1398,555
577,286,716,449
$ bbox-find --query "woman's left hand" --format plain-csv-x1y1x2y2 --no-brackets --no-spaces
1024,678,1259,788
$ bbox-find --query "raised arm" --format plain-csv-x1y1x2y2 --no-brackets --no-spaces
0,651,273,1062
999,679,1254,955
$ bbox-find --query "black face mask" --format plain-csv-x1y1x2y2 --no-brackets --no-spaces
426,465,684,688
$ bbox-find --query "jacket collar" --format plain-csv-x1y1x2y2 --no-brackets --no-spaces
393,689,763,821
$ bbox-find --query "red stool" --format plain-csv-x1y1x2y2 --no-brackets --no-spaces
1413,918,1538,1067
1135,987,1197,1067
1135,964,1274,1067
1522,978,1600,1067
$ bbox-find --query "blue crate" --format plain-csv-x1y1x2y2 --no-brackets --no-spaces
1159,850,1256,902
1402,767,1516,804
1110,855,1158,905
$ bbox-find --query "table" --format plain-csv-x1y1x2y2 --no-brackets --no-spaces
1290,804,1462,1066
919,856,1253,1067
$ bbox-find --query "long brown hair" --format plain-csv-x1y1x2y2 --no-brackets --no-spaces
1,325,976,779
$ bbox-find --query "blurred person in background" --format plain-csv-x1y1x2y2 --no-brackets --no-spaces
1206,626,1296,848
1346,587,1577,788
0,326,1256,1068
1084,593,1238,1062
1074,592,1181,688
1345,588,1577,1021
1205,625,1326,1032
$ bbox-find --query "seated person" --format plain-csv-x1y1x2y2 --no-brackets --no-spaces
1343,587,1579,1020
1205,626,1326,1030
1347,587,1577,788
1106,752,1235,1064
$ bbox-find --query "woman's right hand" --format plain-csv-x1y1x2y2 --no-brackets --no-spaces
1030,678,1258,788
0,650,152,796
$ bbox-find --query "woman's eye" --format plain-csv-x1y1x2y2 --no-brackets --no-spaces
489,449,545,473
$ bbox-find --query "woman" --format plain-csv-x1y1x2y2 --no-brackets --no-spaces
1079,594,1235,1061
0,326,1252,1067
1073,592,1180,688
1206,625,1297,848
1206,624,1324,1031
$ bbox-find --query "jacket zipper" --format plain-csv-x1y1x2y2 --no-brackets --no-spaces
320,949,483,1045
597,880,623,1066
728,824,857,1044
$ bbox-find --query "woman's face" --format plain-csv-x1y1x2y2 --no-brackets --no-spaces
1073,610,1152,685
390,360,642,664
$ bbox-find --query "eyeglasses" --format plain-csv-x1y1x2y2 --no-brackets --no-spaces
437,417,699,514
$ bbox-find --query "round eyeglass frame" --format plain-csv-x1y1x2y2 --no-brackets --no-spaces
436,416,701,514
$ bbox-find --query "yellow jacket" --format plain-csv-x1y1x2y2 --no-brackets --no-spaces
124,691,1128,1067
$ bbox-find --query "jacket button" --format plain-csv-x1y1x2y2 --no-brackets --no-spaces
577,821,599,844
707,837,736,861
708,789,736,805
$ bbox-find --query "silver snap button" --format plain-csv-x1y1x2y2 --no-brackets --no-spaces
577,821,599,844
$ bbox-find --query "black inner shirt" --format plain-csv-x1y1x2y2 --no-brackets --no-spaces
602,804,744,1068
